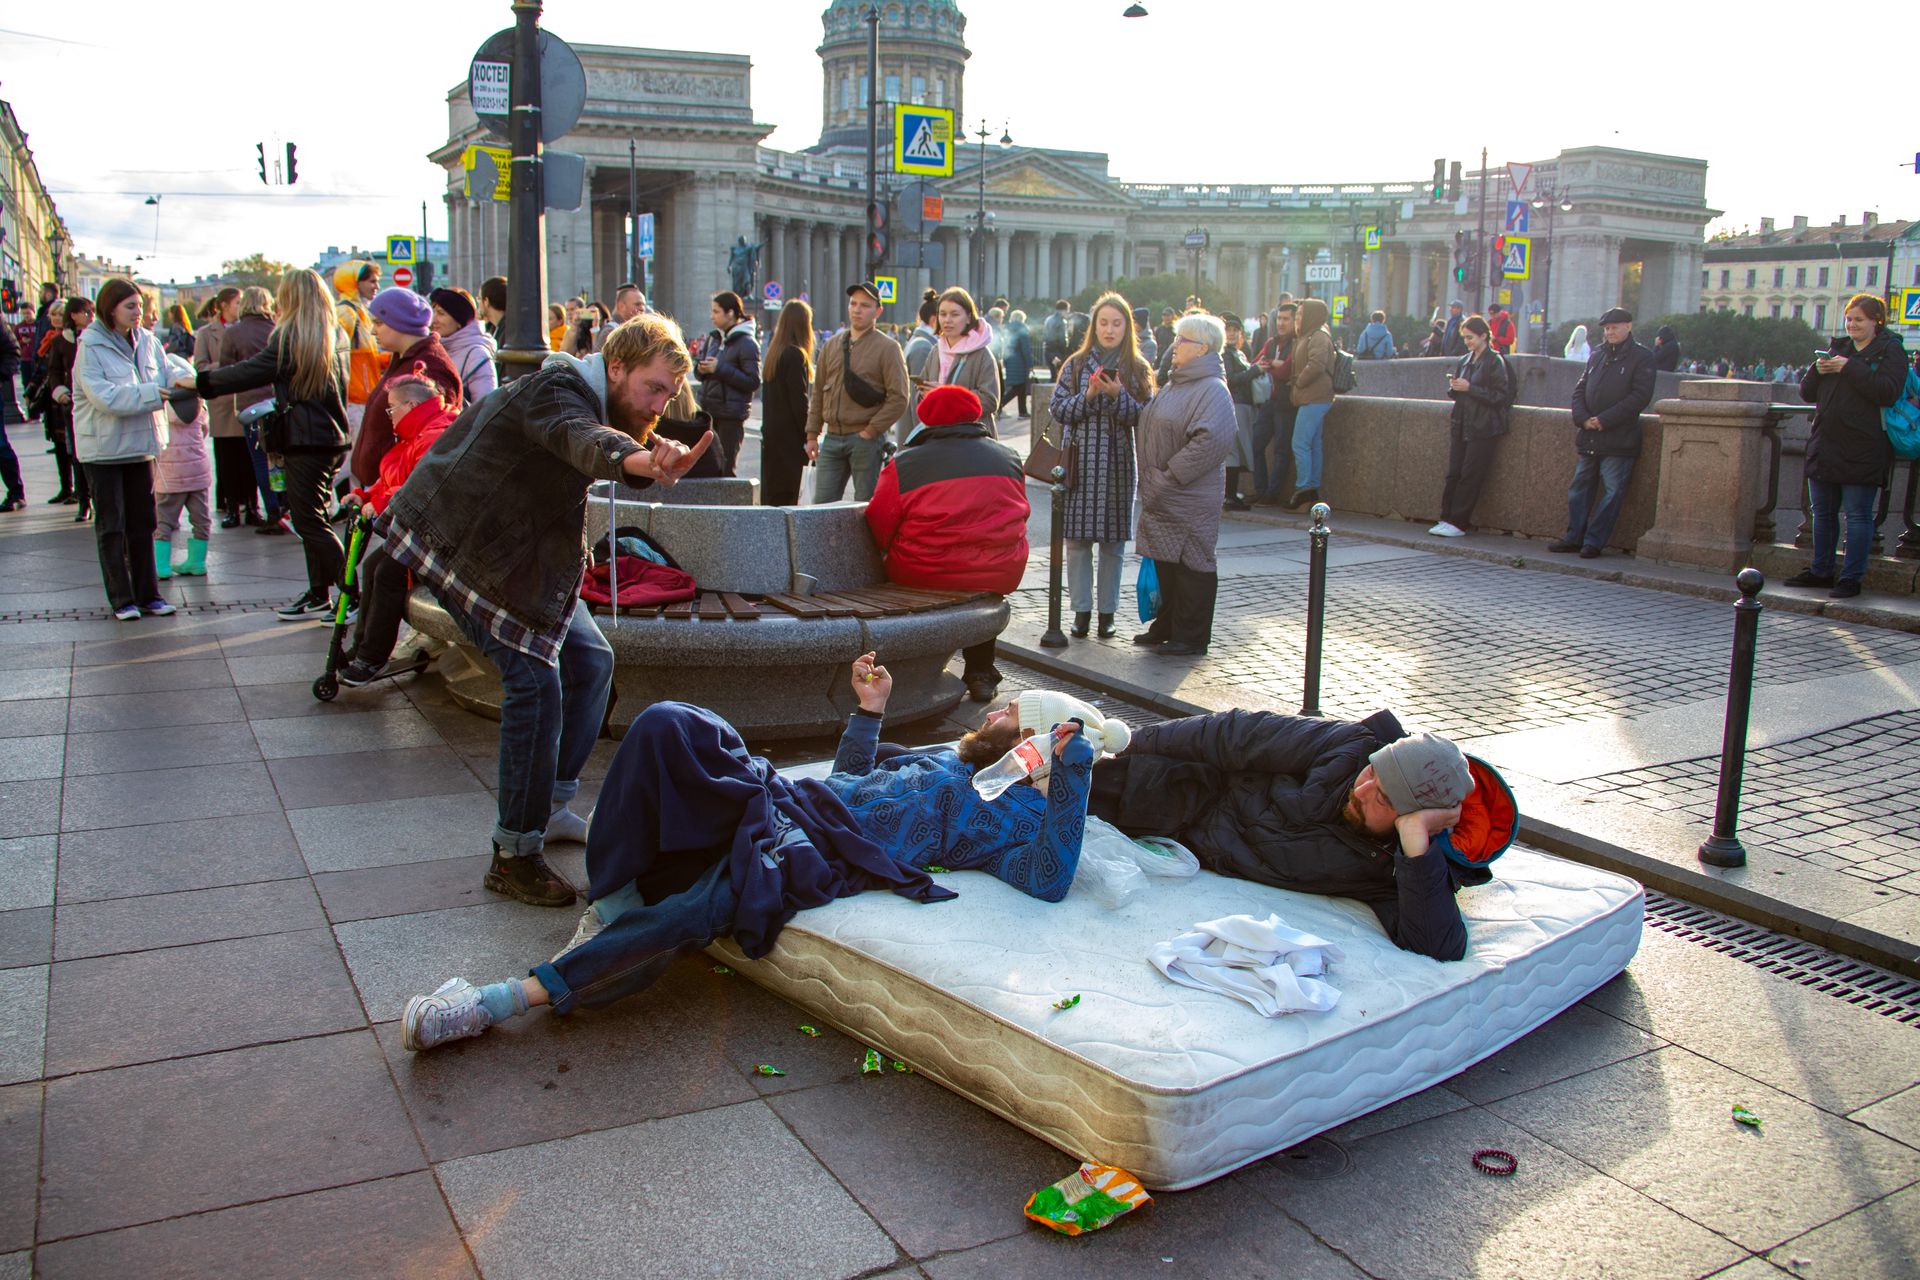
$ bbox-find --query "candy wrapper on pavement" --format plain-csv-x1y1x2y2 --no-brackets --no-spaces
1024,1163,1152,1236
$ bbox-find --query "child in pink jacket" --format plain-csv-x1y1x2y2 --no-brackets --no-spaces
154,391,213,578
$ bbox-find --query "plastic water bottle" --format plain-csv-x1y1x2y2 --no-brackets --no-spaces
267,458,286,493
971,736,1048,802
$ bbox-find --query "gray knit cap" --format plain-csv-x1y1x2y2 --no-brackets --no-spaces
1369,733,1473,814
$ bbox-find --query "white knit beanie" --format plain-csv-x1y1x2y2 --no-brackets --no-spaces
1015,690,1131,785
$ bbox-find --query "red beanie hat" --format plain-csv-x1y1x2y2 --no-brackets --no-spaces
916,383,983,428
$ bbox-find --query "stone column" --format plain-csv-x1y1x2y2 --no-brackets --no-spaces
995,232,1011,300
824,226,844,322
1205,242,1221,296
766,217,786,297
1037,233,1053,301
1072,236,1089,298
1636,380,1776,571
798,223,817,303
1407,243,1429,320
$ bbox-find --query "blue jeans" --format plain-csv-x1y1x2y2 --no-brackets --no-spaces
813,431,886,503
1249,401,1296,498
243,422,283,520
1807,479,1879,584
1067,539,1124,614
532,854,737,1014
1291,402,1331,491
439,593,614,856
1562,453,1637,549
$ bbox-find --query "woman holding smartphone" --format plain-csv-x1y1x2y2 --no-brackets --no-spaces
1786,294,1908,599
916,287,1000,434
1048,292,1154,639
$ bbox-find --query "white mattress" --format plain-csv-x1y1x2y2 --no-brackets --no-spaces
712,772,1643,1190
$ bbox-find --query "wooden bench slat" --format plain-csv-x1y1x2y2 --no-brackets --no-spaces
698,592,728,621
720,593,761,620
759,593,831,619
662,598,695,619
811,592,885,618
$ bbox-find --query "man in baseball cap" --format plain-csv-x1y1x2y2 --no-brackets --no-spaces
1089,710,1516,961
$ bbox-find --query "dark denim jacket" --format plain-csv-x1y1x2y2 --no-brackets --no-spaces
385,362,641,632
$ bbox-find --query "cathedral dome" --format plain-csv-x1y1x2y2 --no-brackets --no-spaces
818,1,969,149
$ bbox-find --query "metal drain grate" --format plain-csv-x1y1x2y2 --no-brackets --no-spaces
1645,891,1920,1028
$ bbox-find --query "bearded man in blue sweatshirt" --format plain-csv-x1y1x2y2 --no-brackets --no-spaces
402,653,1102,1051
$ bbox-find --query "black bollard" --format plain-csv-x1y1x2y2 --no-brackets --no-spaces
1698,568,1765,868
1040,464,1069,648
1300,502,1331,715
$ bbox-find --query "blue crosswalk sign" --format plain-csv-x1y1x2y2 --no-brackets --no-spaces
1503,201,1529,235
386,235,416,265
1902,289,1920,325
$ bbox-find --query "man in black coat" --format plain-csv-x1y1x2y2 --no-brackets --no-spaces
1549,306,1657,559
1089,709,1509,962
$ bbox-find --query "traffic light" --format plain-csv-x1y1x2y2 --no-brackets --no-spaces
284,142,297,186
1447,160,1462,202
1452,230,1470,284
1492,234,1506,259
256,143,267,186
867,200,889,270
1430,158,1446,201
415,260,434,293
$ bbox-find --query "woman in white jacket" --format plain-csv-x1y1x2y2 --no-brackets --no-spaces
73,277,192,620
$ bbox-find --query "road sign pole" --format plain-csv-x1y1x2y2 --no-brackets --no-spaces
864,5,879,279
1475,146,1488,314
628,138,639,289
502,0,549,380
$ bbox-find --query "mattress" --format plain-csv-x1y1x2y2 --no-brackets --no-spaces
711,773,1643,1190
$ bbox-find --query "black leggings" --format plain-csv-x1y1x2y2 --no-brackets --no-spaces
85,461,159,610
349,544,411,667
281,450,346,596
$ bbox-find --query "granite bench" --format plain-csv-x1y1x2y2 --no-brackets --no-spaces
406,491,1010,740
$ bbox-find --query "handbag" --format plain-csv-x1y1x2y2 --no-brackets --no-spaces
1136,558,1161,623
840,332,886,409
1024,427,1075,487
1886,367,1920,462
1250,369,1273,405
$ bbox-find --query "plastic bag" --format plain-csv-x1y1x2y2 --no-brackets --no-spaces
1024,1162,1152,1236
1136,558,1161,623
1073,818,1149,909
1129,835,1200,879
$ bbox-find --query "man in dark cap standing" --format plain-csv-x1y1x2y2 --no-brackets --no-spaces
1550,306,1656,559
807,281,910,502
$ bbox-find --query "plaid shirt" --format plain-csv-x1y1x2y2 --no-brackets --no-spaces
384,520,565,668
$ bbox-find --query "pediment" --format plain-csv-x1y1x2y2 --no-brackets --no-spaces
939,150,1130,207
986,163,1080,199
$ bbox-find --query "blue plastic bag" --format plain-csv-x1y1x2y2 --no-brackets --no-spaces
1886,367,1920,461
1136,558,1161,623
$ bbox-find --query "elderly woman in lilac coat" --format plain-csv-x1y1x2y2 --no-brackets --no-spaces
1132,312,1238,657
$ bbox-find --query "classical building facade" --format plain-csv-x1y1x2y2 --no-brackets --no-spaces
432,0,1716,349
1700,213,1916,335
1,98,77,313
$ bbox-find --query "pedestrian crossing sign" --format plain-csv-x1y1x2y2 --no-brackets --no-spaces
387,235,417,266
893,105,954,177
1900,289,1920,325
1501,236,1531,281
874,276,898,305
1363,226,1381,250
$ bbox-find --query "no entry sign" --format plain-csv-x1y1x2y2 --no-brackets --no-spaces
392,266,414,288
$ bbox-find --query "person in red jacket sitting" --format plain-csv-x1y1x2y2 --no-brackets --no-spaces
866,383,1028,703
338,368,456,687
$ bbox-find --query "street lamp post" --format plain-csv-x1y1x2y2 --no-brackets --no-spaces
969,118,1010,301
1531,184,1572,353
501,0,549,379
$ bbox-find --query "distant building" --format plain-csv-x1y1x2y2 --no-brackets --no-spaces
0,98,77,315
313,240,450,295
1699,213,1915,335
72,254,139,303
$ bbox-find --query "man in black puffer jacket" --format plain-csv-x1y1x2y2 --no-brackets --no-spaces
1089,709,1516,961
1550,305,1656,559
694,290,761,476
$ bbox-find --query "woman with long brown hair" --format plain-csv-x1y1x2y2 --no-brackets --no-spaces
758,299,814,506
183,269,351,620
39,296,94,518
917,286,1001,431
1048,292,1154,639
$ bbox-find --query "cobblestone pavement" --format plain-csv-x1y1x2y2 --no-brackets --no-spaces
1571,710,1920,888
1007,556,1920,739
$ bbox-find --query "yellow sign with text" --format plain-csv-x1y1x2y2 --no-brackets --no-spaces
462,145,512,202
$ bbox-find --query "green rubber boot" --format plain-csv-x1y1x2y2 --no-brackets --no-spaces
154,539,173,580
180,537,209,576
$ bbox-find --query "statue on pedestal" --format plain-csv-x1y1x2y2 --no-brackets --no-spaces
727,236,762,298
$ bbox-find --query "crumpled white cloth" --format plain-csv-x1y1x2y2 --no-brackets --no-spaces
1147,912,1344,1016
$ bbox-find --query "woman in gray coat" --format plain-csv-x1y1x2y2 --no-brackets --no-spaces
1132,312,1237,656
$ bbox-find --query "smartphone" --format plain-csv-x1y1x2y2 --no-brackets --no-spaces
1814,349,1831,361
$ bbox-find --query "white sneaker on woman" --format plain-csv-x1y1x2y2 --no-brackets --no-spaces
1427,521,1466,538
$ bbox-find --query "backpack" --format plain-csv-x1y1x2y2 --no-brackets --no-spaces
1328,340,1359,395
1491,353,1517,411
1886,366,1920,461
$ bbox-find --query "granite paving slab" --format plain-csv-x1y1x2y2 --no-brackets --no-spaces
60,761,277,832
0,780,58,839
333,900,578,1022
224,652,339,686
0,699,66,739
663,959,876,1097
70,631,230,667
267,745,484,811
767,1073,1071,1259
37,1031,425,1241
0,668,70,702
0,1250,24,1279
44,927,366,1075
1315,1083,1475,1147
0,909,51,971
0,1084,39,1254
436,1101,899,1280
1487,1046,1920,1253
0,967,44,1086
0,734,63,784
250,707,445,760
65,686,244,734
54,811,303,902
236,678,414,721
923,1174,1368,1280
65,657,233,697
1446,1002,1667,1104
313,854,494,923
0,837,55,912
61,720,260,777
1850,1085,1920,1151
1244,1105,1747,1280
289,791,504,874
373,992,758,1161
33,1171,476,1280
1764,1182,1920,1280
52,877,325,960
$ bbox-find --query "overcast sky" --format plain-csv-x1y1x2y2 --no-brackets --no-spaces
5,0,1912,284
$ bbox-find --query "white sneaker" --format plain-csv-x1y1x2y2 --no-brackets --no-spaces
545,804,592,844
1427,521,1466,538
113,604,141,622
401,977,494,1052
553,906,606,961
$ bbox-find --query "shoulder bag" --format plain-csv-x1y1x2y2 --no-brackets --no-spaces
840,331,887,409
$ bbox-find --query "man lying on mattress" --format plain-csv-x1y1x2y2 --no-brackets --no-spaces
1089,710,1516,962
400,652,1108,1052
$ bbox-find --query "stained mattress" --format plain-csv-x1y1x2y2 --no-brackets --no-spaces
710,787,1642,1190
